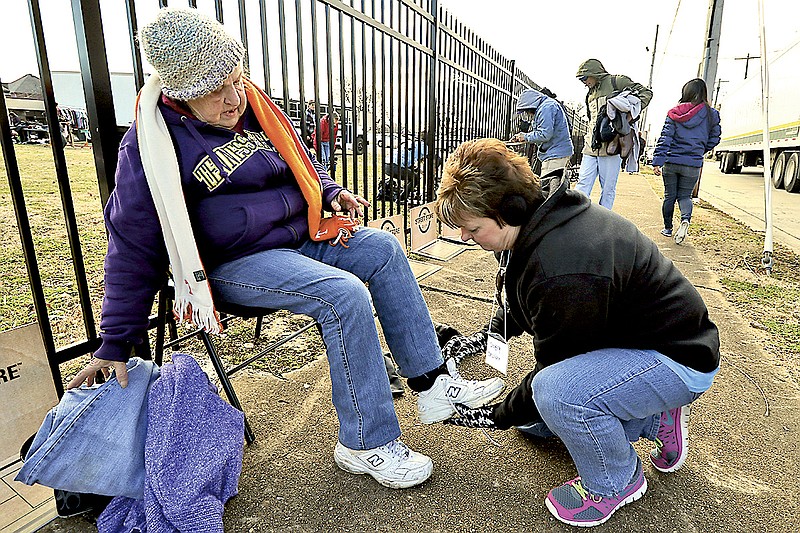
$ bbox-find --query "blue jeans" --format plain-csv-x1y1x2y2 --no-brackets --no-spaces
17,358,160,499
320,141,332,169
208,227,442,450
575,154,622,209
532,348,700,497
662,163,701,230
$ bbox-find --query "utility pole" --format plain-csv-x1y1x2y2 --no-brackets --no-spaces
734,52,761,78
699,0,725,89
647,25,659,89
694,0,725,201
640,24,659,137
713,78,728,106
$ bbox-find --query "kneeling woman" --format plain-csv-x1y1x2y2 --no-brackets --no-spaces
435,138,720,527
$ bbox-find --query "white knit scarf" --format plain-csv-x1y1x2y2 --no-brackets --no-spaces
136,74,220,333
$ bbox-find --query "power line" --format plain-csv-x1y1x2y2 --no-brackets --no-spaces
653,0,683,81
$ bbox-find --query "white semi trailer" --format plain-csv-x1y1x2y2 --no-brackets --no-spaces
715,39,800,193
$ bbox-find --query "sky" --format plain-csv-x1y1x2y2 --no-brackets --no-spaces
2,0,799,140
439,0,800,140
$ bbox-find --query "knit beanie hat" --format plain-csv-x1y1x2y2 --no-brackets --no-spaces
139,8,245,100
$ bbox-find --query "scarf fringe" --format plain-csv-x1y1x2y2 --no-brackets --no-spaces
174,298,221,334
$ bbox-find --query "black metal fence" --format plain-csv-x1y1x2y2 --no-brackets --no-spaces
0,0,587,392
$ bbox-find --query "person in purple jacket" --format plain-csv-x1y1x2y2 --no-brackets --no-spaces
67,7,504,490
652,78,721,244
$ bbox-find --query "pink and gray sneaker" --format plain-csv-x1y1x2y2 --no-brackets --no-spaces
650,404,691,473
545,461,647,527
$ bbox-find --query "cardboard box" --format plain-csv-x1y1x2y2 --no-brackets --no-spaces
0,323,59,467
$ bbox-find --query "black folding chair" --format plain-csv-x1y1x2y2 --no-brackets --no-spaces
152,283,319,445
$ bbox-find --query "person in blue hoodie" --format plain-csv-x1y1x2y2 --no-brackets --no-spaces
66,7,504,491
652,78,721,244
512,88,574,179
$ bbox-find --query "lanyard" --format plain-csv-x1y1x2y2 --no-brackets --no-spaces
489,250,510,341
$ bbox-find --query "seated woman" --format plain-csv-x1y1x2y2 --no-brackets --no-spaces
68,7,504,490
434,138,720,526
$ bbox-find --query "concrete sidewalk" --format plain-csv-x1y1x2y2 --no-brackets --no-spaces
39,173,799,532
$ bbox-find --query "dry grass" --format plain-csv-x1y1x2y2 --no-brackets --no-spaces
643,169,800,386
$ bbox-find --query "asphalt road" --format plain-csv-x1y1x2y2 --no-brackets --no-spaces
698,160,800,254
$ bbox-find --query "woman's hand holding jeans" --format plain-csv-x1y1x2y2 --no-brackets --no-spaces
67,357,129,389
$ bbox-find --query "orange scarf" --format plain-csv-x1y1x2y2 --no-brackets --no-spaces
244,79,356,242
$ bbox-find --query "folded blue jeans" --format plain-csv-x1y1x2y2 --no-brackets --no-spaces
208,227,443,450
16,358,160,499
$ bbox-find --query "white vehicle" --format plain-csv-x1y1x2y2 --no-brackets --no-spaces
715,39,800,193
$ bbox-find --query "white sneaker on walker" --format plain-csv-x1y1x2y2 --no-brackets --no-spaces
418,374,505,424
334,439,432,489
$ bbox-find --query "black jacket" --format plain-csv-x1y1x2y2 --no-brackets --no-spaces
491,181,720,428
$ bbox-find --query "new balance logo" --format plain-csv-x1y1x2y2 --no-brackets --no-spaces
445,385,463,399
366,454,385,468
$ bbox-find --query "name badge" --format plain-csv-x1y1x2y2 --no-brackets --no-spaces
485,332,509,375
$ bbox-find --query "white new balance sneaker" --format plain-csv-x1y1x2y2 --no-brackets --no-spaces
334,439,433,489
417,373,505,424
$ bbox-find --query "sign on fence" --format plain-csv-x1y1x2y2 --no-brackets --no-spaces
367,214,404,244
409,203,437,252
410,203,466,261
0,323,58,467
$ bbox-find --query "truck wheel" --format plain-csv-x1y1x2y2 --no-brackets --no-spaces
720,152,736,174
355,135,365,155
772,152,786,189
784,152,800,193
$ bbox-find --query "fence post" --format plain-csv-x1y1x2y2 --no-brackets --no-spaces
0,92,62,395
125,0,146,92
505,59,516,139
71,0,120,206
425,0,439,200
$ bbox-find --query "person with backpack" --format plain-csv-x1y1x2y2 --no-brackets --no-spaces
652,78,721,244
512,88,574,181
574,59,652,209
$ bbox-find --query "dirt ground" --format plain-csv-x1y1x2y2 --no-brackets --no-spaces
643,173,800,390
36,172,800,532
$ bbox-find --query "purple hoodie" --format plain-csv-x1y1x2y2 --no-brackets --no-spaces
95,100,343,362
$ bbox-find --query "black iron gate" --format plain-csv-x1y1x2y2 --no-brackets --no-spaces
0,0,586,392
